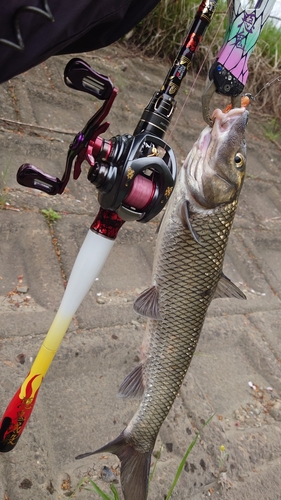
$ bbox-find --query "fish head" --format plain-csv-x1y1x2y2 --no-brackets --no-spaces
184,107,248,209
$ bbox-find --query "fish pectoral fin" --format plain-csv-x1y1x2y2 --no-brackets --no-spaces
155,211,165,234
134,285,163,320
181,200,203,245
76,431,152,500
213,274,246,299
118,362,146,399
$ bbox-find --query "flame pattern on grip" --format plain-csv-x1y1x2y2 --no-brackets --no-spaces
0,374,41,452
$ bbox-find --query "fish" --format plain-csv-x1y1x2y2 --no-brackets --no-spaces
76,106,249,500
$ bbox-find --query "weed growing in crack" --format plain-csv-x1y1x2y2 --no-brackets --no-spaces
41,208,61,223
0,162,11,208
215,445,233,492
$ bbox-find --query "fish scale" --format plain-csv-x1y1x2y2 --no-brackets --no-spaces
129,198,238,451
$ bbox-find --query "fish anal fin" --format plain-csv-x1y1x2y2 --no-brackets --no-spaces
213,274,246,300
181,201,203,245
118,362,146,399
134,286,162,320
76,431,152,500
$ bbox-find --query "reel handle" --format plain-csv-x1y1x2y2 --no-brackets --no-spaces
64,58,114,100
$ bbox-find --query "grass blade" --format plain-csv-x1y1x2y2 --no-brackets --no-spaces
110,483,120,500
149,445,163,484
165,414,214,500
84,478,114,500
69,477,88,498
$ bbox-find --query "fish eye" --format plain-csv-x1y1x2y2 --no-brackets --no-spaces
234,153,244,169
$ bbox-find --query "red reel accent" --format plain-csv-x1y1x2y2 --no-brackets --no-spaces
91,208,125,239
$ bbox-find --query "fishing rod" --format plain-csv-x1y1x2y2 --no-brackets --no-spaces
0,0,218,452
202,0,277,123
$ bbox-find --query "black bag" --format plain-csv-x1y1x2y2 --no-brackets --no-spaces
0,0,160,83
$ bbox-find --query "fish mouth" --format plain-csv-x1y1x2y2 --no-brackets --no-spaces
211,107,248,138
198,107,248,154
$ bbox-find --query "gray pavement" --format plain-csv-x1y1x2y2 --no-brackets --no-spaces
0,44,281,500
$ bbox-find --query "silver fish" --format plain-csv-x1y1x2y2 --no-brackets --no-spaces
76,107,248,500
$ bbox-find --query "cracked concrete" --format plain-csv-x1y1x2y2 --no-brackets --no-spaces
0,43,281,500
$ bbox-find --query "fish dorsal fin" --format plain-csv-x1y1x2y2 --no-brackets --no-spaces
181,200,202,245
118,362,146,399
213,274,246,300
133,286,162,320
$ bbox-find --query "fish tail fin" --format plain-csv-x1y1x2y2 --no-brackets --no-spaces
76,431,152,500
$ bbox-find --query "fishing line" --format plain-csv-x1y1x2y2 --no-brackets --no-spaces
124,175,156,210
245,74,281,100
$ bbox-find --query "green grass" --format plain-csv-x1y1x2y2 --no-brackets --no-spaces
70,415,214,499
0,161,11,207
129,0,226,63
70,479,120,500
263,118,281,142
41,208,61,223
257,21,281,68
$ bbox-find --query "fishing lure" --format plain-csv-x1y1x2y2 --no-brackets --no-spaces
202,0,277,123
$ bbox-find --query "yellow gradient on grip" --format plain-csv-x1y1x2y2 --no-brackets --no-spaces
19,312,72,400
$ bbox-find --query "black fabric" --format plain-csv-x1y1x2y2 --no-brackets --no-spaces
0,0,160,84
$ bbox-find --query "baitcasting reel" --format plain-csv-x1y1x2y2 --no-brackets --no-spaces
17,58,177,223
